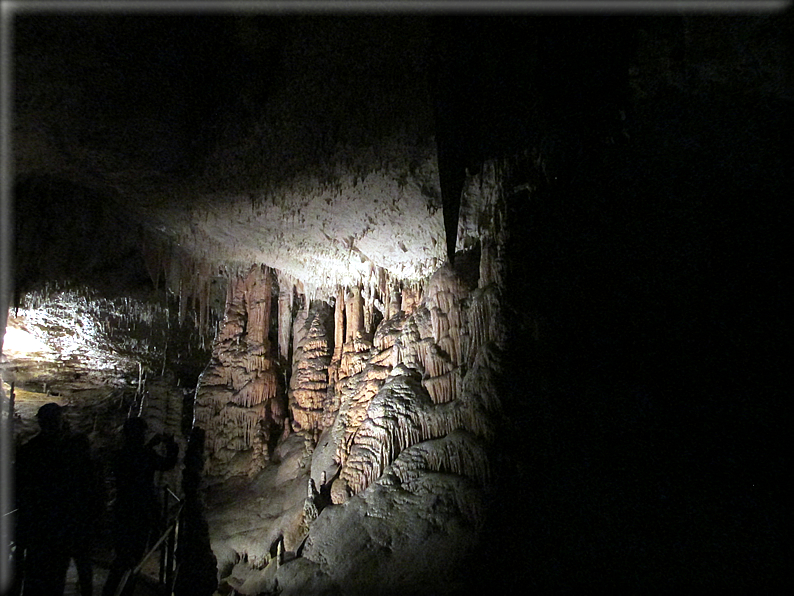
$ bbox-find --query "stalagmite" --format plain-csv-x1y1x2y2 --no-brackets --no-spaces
194,156,511,517
327,287,345,392
288,300,333,436
335,342,499,499
195,264,286,478
388,283,400,320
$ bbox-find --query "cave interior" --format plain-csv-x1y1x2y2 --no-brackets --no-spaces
1,7,789,594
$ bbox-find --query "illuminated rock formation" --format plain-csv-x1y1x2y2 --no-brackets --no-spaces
7,14,787,593
287,300,333,437
329,257,504,503
197,156,509,596
194,265,286,478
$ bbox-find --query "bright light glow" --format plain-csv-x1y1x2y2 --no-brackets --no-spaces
2,325,54,358
4,289,148,373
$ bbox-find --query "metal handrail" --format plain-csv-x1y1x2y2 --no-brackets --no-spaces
113,500,184,596
165,487,181,504
159,485,182,587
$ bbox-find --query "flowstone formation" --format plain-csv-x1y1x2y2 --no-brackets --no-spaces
200,160,511,595
327,262,501,505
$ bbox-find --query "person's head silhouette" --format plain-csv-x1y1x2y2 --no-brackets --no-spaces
36,402,64,436
122,416,148,447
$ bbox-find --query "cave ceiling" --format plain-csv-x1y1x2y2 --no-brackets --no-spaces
11,13,448,296
7,9,787,384
7,10,562,401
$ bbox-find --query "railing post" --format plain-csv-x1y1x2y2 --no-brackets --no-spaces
165,513,176,593
159,485,168,585
113,569,132,596
117,501,183,596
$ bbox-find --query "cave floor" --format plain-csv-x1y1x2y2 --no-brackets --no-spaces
62,559,162,596
62,561,108,596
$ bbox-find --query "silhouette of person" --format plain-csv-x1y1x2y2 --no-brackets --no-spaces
15,402,93,596
173,427,217,596
102,417,178,596
64,425,103,596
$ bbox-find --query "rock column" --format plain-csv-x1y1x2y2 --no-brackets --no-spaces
194,265,286,478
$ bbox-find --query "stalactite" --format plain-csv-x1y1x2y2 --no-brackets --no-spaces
229,370,278,408
197,259,213,335
386,429,490,488
244,265,272,347
334,287,345,357
277,273,293,363
195,157,509,487
387,282,399,319
463,285,505,368
225,271,236,314
327,286,345,391
422,369,461,405
363,281,375,336
141,237,163,291
207,405,266,457
344,285,364,342
399,283,417,314
178,280,187,325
